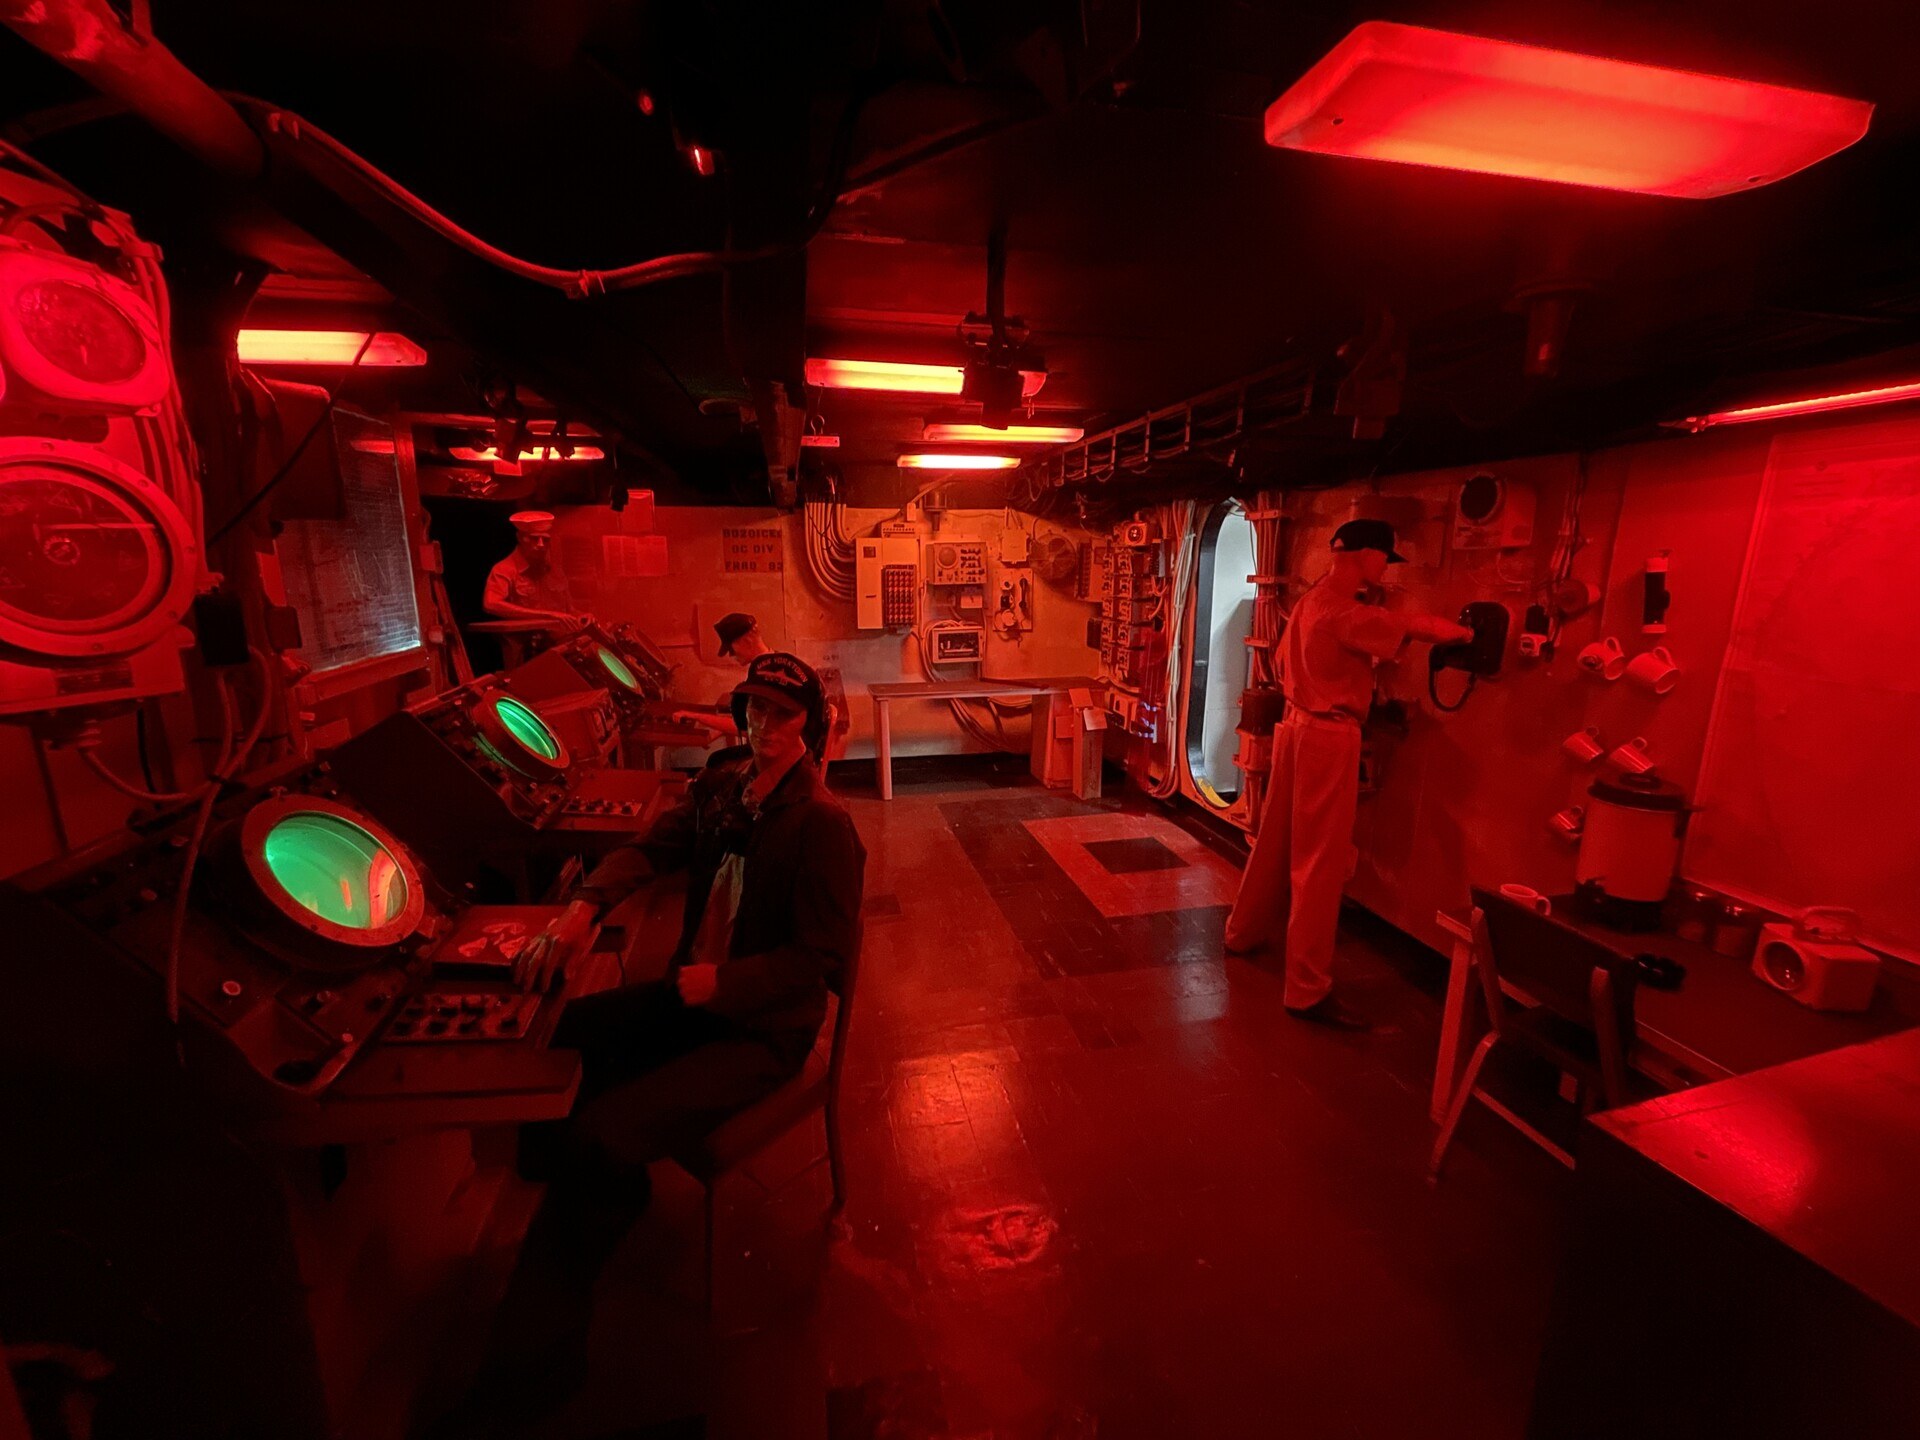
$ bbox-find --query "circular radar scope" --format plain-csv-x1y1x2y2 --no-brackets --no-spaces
472,690,572,779
240,795,426,955
593,643,642,693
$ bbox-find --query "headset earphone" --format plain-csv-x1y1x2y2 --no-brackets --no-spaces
729,676,829,760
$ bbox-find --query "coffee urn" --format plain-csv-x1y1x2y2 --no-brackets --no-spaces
1574,771,1690,930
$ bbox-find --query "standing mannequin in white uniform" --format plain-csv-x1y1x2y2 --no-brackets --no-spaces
1225,520,1473,1029
482,510,591,632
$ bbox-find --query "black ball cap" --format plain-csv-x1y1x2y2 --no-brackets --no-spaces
714,612,756,655
731,652,823,727
1330,519,1406,563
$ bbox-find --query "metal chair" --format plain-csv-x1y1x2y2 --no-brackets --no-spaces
1429,888,1639,1180
669,949,857,1310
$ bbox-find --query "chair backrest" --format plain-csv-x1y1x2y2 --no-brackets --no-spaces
1470,888,1640,1103
823,922,862,1109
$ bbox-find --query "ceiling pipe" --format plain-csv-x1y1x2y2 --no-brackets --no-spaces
0,0,264,179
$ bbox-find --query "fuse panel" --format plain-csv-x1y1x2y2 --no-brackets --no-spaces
882,564,917,627
1098,521,1168,740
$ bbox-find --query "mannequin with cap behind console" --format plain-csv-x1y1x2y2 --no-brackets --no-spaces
676,613,772,744
675,613,843,768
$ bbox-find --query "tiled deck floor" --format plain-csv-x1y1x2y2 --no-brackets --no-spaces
481,758,1571,1440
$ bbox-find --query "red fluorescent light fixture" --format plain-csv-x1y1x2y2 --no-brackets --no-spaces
1668,378,1920,432
923,422,1084,445
1264,22,1873,199
897,452,1020,471
449,444,607,462
237,329,428,366
805,357,1047,397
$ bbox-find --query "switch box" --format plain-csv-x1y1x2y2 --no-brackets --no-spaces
881,565,917,627
930,624,985,664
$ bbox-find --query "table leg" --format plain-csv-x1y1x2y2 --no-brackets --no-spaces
876,699,893,801
1433,922,1477,1123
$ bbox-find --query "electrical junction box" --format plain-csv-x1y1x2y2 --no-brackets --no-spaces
926,538,986,586
856,536,920,630
1074,542,1106,602
1452,472,1535,549
929,624,985,664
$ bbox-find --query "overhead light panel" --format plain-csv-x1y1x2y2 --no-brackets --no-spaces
808,359,963,394
1667,379,1920,432
923,422,1084,444
806,357,1046,397
897,452,1020,470
1263,22,1873,199
448,444,607,462
238,329,428,366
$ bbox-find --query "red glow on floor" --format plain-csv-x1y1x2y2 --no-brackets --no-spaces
1264,22,1873,198
236,329,429,365
1671,378,1920,430
929,1204,1059,1275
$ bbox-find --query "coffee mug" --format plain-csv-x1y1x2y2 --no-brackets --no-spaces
1562,726,1605,763
1499,883,1552,916
1627,645,1681,695
1518,633,1552,661
1607,736,1656,774
1548,805,1585,842
1578,636,1627,680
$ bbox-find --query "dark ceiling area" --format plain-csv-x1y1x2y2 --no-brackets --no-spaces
5,0,1919,504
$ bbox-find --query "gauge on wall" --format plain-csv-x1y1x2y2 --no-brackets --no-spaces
0,436,201,716
0,438,199,658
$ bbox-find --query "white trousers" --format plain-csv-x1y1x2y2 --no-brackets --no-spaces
1223,711,1362,1010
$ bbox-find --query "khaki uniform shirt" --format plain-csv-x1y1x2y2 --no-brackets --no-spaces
1282,580,1413,723
483,551,574,616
